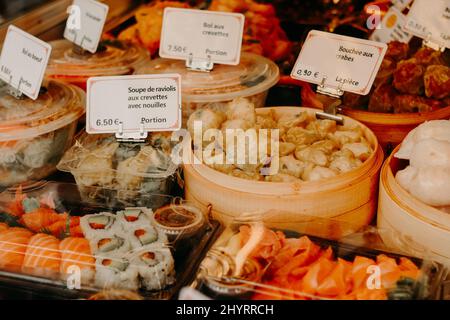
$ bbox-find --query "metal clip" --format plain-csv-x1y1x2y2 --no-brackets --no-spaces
72,36,91,56
115,122,147,143
315,77,344,124
317,76,344,98
186,53,214,72
8,76,23,99
423,32,445,52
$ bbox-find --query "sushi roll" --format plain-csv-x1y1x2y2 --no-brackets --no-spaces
95,255,139,291
127,223,168,250
89,233,131,256
116,207,152,229
128,245,175,290
80,212,121,239
59,237,95,284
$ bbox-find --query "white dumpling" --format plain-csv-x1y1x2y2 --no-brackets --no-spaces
342,142,372,161
304,166,337,182
280,155,305,178
409,139,450,169
226,98,256,125
329,155,362,173
187,109,225,139
396,120,450,160
295,146,328,167
396,166,450,207
330,129,362,146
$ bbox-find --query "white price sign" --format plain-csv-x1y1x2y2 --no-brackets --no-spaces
0,25,51,100
404,0,450,49
291,30,387,95
64,0,109,53
160,8,245,65
87,74,182,134
370,7,413,44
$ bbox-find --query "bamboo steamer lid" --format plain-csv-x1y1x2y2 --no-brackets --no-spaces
184,107,384,238
377,145,450,267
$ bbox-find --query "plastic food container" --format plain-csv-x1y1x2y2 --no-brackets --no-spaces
0,181,221,300
377,145,450,267
57,131,179,207
194,212,447,300
46,40,149,91
136,53,280,123
0,80,85,188
184,107,384,237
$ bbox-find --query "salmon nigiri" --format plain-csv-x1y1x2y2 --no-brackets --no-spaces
0,223,9,233
59,237,95,284
22,233,61,278
0,228,33,272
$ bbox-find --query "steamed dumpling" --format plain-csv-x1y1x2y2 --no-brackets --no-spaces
409,139,450,168
396,166,450,207
226,98,256,125
187,109,225,139
396,120,450,160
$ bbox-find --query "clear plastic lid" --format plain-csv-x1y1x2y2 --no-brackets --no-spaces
46,40,149,78
57,131,179,205
136,53,280,103
0,80,85,141
195,211,447,300
58,131,178,179
0,181,219,299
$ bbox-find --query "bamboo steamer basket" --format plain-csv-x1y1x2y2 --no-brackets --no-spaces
342,106,450,153
377,145,450,267
184,107,384,238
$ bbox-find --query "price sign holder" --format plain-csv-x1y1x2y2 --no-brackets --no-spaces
315,77,345,124
423,33,446,53
186,53,214,72
116,122,147,143
6,76,24,100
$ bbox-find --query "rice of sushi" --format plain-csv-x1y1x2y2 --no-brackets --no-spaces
128,245,175,290
80,212,121,239
116,207,152,229
127,223,168,250
89,232,131,256
94,255,139,291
